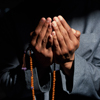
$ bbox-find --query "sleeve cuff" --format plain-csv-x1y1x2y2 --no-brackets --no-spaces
60,53,86,94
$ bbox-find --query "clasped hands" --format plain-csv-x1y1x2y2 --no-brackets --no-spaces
30,15,81,75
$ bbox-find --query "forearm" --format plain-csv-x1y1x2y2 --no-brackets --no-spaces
60,59,74,92
60,54,75,77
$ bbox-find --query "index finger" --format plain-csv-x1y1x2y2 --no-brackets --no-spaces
58,15,76,41
58,15,71,31
31,18,46,47
35,17,46,34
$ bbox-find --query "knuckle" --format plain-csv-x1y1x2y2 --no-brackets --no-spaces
54,27,58,32
77,30,81,37
38,32,44,39
67,27,72,33
57,22,61,27
68,45,74,52
56,51,60,56
47,27,52,33
75,42,80,49
62,30,67,35
41,49,45,54
31,40,35,46
35,45,40,52
59,36,64,42
43,22,48,28
35,29,39,35
53,36,57,41
53,25,59,31
42,38,47,43
73,40,79,50
74,40,79,47
55,43,59,48
62,48,68,54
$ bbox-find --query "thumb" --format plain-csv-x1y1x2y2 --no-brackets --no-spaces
72,28,81,39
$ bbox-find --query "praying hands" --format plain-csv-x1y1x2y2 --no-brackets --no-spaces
30,15,81,76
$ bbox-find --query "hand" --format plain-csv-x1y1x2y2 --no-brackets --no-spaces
30,17,53,68
52,16,81,75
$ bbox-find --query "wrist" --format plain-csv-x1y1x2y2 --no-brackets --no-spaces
61,61,74,77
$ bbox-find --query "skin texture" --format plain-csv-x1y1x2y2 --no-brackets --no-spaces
30,15,81,77
52,16,81,75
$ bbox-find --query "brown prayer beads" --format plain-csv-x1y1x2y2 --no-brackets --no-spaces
29,50,56,100
30,50,35,100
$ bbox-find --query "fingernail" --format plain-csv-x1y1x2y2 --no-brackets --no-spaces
72,28,76,34
52,21,57,27
51,31,56,36
41,17,45,22
47,18,50,23
54,17,59,22
58,15,63,21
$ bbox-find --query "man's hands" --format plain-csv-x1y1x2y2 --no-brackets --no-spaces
30,16,81,76
52,16,81,75
30,17,53,68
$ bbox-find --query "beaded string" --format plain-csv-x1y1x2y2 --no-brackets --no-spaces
29,50,56,100
52,63,56,100
29,50,35,100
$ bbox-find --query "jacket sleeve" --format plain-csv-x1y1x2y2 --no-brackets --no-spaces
60,33,100,99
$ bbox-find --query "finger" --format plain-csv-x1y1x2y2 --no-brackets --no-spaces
53,17,66,33
58,15,71,31
52,21,66,49
37,17,52,46
58,15,77,41
35,17,46,34
52,19,70,54
31,18,46,46
30,31,34,37
53,17,70,44
52,31,61,55
72,28,81,40
47,34,53,51
42,23,52,48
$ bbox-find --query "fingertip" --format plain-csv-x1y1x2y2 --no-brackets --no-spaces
53,16,57,21
58,15,63,21
30,31,34,36
41,17,46,22
72,28,76,34
72,28,81,38
51,31,56,36
47,17,52,23
49,17,52,22
52,21,57,27
72,28,78,38
76,30,81,37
